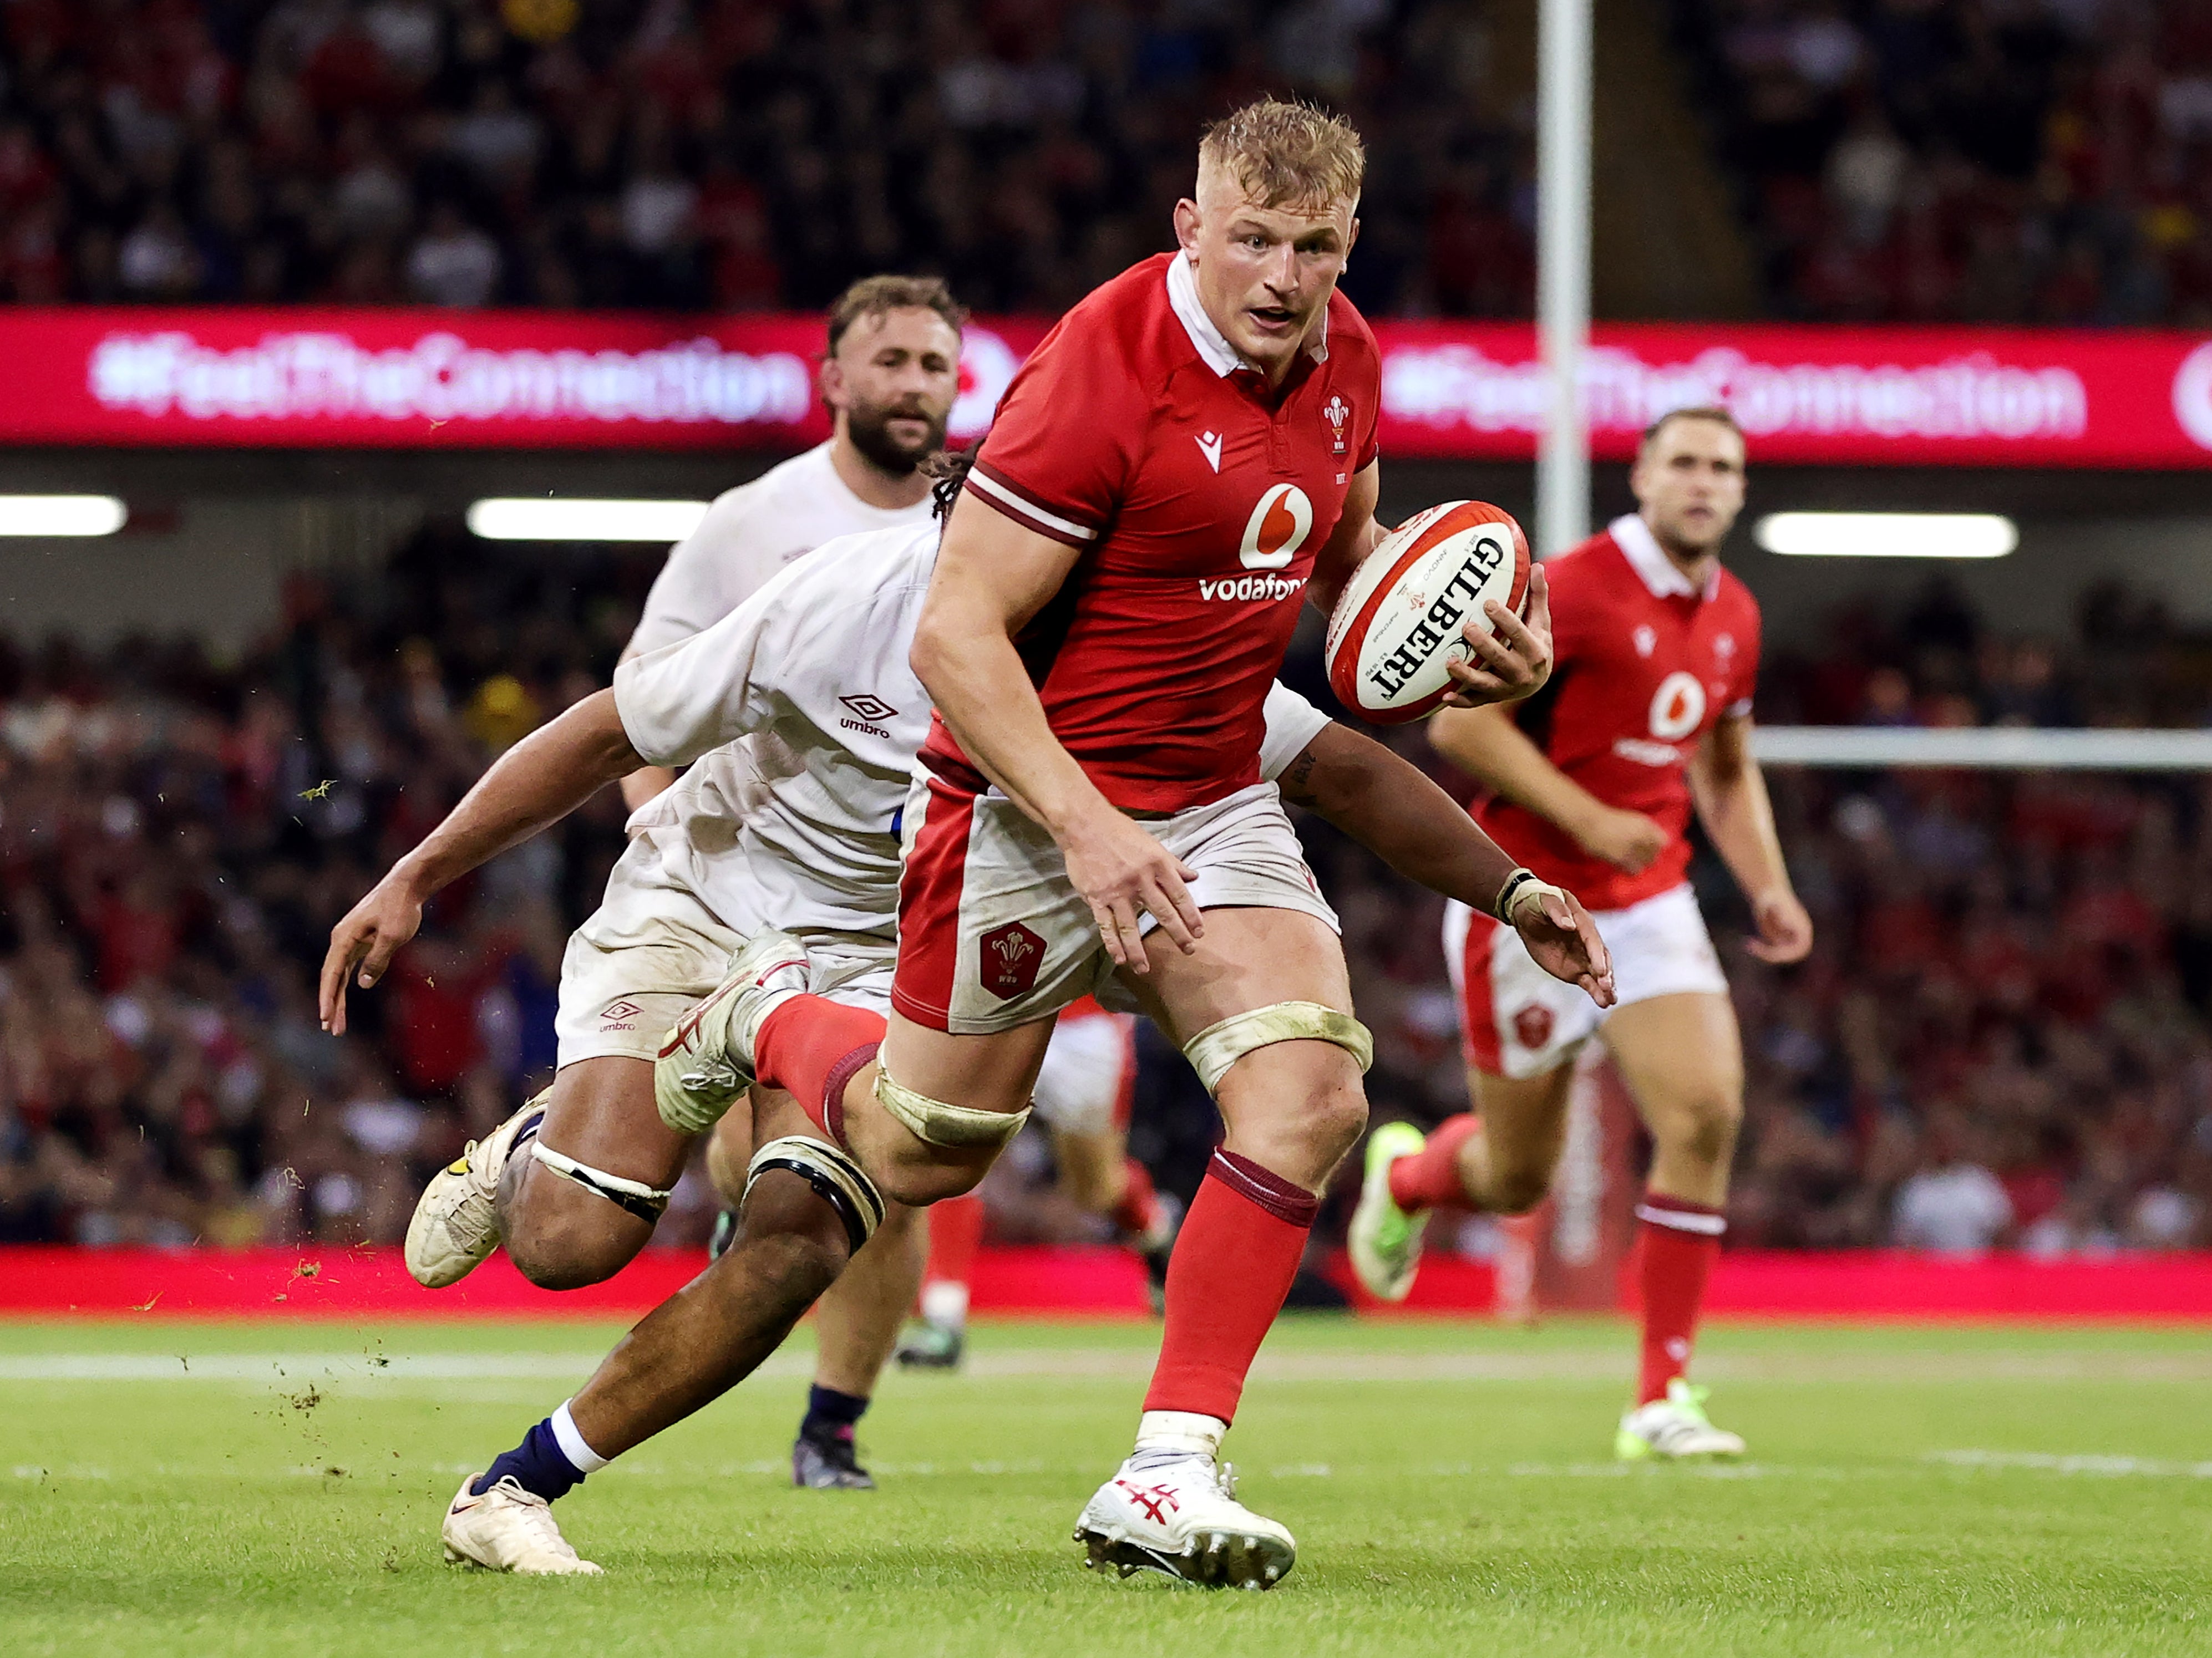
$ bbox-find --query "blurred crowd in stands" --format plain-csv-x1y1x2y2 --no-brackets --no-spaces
3,0,2206,326
1,525,2207,1258
0,0,1534,317
1673,0,2212,323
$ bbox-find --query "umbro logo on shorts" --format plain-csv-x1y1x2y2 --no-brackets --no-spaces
602,998,642,1031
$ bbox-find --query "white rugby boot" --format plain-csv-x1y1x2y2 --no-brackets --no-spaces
441,1473,602,1574
404,1098,544,1288
653,931,811,1134
1347,1120,1430,1302
1615,1379,1747,1461
1075,1447,1296,1590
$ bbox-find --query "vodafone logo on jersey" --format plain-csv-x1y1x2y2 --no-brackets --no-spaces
1197,485,1314,603
1237,485,1314,570
1648,672,1707,740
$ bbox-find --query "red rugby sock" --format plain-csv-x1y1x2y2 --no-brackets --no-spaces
1635,1193,1724,1405
1387,1114,1483,1212
1108,1156,1161,1239
752,996,885,1143
923,1192,986,1293
1143,1150,1317,1425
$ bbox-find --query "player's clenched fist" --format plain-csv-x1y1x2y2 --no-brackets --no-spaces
1442,564,1554,709
319,872,426,1034
1060,808,1205,972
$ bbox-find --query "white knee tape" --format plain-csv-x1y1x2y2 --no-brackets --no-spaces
743,1135,886,1253
874,1061,1031,1150
1181,1000,1374,1095
529,1141,673,1224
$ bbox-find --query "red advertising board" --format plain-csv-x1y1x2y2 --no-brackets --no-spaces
0,306,2205,469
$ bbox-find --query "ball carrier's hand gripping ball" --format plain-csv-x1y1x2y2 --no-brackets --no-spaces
1324,501,1533,725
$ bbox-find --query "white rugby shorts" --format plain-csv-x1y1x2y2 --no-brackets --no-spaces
891,776,1340,1035
1029,1008,1138,1138
555,833,893,1068
1444,881,1727,1080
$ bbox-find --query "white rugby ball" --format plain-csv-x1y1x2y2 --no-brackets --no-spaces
1325,500,1533,724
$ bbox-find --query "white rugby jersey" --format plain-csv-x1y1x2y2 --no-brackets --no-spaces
627,442,932,658
612,523,1335,940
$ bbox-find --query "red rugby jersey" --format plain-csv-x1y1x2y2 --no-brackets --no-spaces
1477,515,1763,912
926,252,1382,814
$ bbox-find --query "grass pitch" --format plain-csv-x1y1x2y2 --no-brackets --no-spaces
1,1315,2208,1657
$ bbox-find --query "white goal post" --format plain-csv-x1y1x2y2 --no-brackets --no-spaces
1751,727,2212,771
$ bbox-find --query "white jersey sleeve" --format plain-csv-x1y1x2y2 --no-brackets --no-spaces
1257,684,1332,782
626,481,794,659
614,556,813,767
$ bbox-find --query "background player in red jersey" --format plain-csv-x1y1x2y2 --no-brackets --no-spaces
655,100,1564,1588
1348,407,1814,1459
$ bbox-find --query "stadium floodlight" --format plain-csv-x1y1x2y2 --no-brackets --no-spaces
466,499,711,542
0,495,128,537
1753,512,2018,559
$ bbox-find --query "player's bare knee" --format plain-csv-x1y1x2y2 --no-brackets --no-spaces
1488,1162,1557,1216
1060,1162,1121,1215
503,1206,647,1290
1671,1089,1743,1173
1294,1076,1369,1168
866,1136,993,1209
718,1169,852,1301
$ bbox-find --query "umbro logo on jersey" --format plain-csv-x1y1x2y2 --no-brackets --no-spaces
1195,431,1224,472
1633,625,1657,658
837,693,899,739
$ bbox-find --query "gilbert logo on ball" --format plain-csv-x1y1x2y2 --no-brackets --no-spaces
1324,501,1531,724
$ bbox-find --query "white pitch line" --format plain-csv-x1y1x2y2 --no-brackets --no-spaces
1927,1450,2212,1478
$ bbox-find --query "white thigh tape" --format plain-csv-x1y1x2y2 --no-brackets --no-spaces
743,1135,886,1253
529,1141,673,1225
1182,1000,1374,1095
874,1062,1031,1150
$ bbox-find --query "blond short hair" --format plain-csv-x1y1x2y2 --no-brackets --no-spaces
1198,99,1365,211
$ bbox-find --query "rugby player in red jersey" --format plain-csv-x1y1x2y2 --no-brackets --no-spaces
656,99,1567,1588
1348,407,1814,1459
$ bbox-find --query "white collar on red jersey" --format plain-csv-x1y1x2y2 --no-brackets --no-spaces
1610,513,1720,602
1166,251,1331,377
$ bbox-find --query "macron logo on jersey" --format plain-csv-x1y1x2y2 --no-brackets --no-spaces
1195,431,1224,472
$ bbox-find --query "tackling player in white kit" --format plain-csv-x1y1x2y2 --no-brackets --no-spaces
321,463,1614,1573
620,273,966,1488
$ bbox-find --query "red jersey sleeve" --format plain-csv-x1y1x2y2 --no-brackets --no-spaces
965,315,1145,548
1724,590,1763,719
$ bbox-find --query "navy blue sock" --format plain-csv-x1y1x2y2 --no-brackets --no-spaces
800,1385,869,1442
471,1417,587,1502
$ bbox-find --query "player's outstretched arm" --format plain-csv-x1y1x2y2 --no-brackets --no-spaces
912,492,1205,969
1280,724,1615,1006
1429,704,1669,876
1688,714,1812,964
318,689,643,1034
